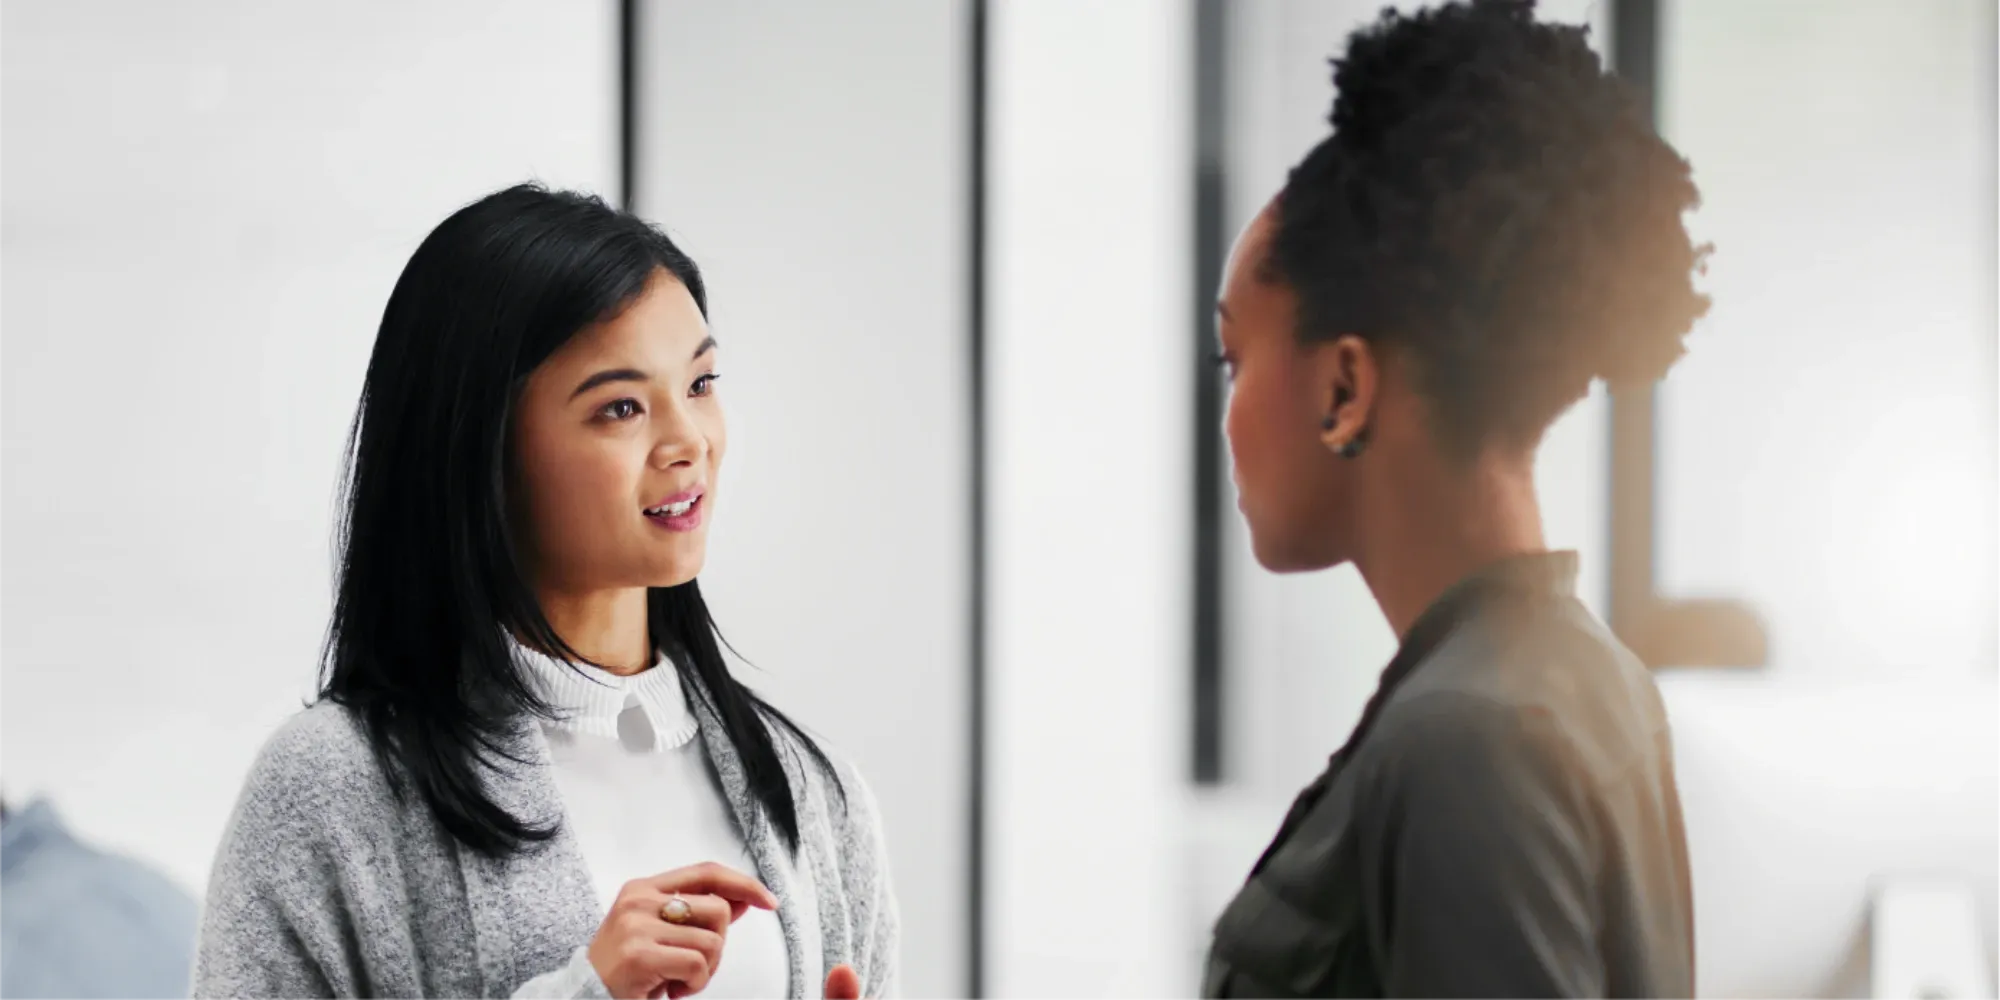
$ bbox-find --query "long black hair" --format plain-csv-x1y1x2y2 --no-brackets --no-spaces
321,183,837,858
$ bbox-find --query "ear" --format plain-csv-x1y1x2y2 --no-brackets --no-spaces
1308,334,1379,454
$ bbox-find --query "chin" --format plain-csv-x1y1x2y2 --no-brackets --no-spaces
1249,528,1345,575
1253,546,1313,574
642,552,706,590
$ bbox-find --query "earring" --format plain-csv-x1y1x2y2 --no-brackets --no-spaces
1322,414,1362,458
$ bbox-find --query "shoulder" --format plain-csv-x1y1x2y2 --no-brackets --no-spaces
258,701,375,770
1405,599,1639,701
1389,601,1668,778
198,705,388,996
244,702,379,797
1363,688,1578,785
225,703,392,852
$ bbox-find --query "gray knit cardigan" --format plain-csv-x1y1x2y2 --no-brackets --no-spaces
191,680,897,998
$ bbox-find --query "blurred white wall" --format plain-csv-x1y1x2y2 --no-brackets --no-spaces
985,0,1192,995
633,3,973,996
1,0,617,897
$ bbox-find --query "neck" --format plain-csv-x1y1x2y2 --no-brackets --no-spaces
1352,449,1546,639
534,585,654,675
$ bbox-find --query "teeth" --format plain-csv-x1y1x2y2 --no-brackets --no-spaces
648,499,696,517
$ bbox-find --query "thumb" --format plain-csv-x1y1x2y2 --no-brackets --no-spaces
823,963,861,1000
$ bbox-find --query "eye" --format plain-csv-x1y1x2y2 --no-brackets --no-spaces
690,372,721,397
1212,351,1237,382
598,398,643,421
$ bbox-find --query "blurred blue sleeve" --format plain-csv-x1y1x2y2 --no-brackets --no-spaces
1,799,199,999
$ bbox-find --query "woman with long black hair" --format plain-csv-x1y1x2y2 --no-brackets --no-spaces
1202,1,1700,996
194,185,895,999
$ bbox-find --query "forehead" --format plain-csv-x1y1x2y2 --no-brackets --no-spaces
556,273,707,364
1219,204,1291,334
1222,205,1276,293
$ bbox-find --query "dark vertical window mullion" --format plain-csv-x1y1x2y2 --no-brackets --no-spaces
617,0,638,212
1191,0,1229,786
1607,0,1659,648
966,0,989,995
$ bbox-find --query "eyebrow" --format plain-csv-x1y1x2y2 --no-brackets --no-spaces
567,337,720,400
570,368,648,399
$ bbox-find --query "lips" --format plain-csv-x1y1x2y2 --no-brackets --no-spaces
643,487,705,532
644,495,698,518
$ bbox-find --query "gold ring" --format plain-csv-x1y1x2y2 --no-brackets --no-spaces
661,894,693,925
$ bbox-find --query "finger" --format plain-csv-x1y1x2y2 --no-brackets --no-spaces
824,963,861,1000
653,924,726,973
645,862,779,911
635,943,711,998
625,889,734,935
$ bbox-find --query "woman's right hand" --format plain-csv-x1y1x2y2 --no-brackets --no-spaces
585,862,779,1000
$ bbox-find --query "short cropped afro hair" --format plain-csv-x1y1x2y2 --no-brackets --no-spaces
1269,0,1710,453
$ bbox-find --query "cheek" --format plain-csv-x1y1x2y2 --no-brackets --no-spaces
704,407,727,471
1226,373,1346,571
1223,372,1284,489
515,424,637,553
527,433,625,502
1226,368,1329,518
1223,385,1251,473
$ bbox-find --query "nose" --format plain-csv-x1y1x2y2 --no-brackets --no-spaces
648,398,708,470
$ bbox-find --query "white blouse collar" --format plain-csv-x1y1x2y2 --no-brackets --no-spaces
514,640,700,749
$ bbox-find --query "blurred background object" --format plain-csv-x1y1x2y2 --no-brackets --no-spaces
2,1,1993,997
1,798,199,998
